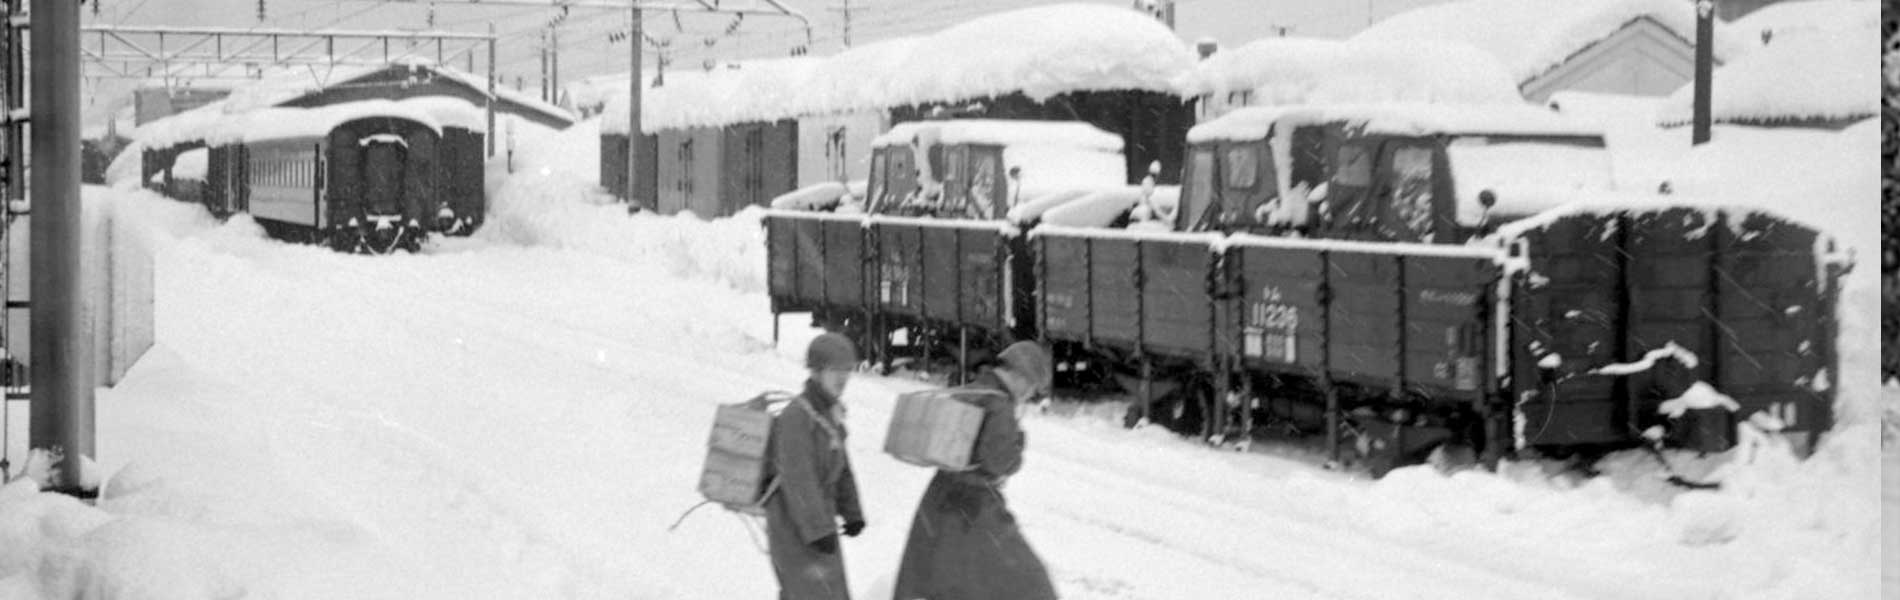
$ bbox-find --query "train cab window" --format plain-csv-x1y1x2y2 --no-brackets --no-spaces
866,149,888,211
1179,147,1217,231
1222,145,1257,188
967,146,1004,219
1377,144,1438,242
941,145,968,217
1326,142,1376,233
886,147,918,212
1219,143,1276,230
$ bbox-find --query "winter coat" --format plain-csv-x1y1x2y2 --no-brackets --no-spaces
765,378,864,600
892,371,1057,600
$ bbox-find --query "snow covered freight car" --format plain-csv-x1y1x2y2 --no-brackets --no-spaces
137,98,487,253
1036,104,1846,474
764,119,1130,377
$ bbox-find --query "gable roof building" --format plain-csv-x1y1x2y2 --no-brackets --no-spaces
1353,0,1749,103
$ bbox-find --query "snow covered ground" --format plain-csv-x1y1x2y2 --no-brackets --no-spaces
0,115,1885,599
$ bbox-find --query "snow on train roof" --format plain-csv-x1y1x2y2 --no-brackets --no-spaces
1186,103,1604,143
600,4,1192,134
134,98,455,149
1655,30,1877,126
1172,37,1521,106
1352,0,1748,85
870,120,1123,151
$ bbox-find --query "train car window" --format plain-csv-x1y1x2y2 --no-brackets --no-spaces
1179,147,1217,231
967,146,1003,219
1222,145,1257,189
1378,144,1437,242
1326,142,1376,234
941,145,968,217
887,146,917,211
866,149,888,212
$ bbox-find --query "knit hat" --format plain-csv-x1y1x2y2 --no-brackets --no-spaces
806,333,859,371
996,341,1052,394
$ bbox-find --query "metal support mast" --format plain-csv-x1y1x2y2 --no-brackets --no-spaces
1691,0,1715,145
626,6,640,209
29,0,92,497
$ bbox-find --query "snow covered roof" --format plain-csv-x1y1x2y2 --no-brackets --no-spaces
1729,0,1879,44
1353,0,1748,85
1187,103,1603,144
134,98,453,149
1173,37,1521,105
878,3,1194,104
601,57,822,133
599,4,1194,134
870,119,1124,151
1655,30,1877,126
217,58,572,127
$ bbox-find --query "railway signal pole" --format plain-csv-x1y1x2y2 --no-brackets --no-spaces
30,0,94,497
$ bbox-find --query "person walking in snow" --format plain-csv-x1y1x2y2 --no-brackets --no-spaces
766,332,868,600
892,341,1059,600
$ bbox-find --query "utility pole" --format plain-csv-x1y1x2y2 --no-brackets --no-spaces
626,6,641,209
550,26,559,106
539,28,549,102
486,22,496,157
30,0,94,497
1691,0,1714,145
840,0,850,47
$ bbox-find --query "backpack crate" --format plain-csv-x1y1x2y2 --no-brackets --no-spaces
697,393,787,515
884,389,989,471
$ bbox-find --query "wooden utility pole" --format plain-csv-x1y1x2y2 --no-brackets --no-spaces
539,28,549,102
1692,0,1714,145
30,0,94,497
550,26,559,105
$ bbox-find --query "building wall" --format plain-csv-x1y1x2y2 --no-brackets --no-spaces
133,87,230,126
890,89,1190,185
796,111,885,189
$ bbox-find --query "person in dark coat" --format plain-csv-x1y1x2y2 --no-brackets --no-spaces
767,333,867,600
892,341,1059,600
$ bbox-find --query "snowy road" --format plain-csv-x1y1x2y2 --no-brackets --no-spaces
11,186,1866,600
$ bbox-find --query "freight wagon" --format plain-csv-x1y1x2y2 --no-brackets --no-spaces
765,119,1129,374
768,104,1846,475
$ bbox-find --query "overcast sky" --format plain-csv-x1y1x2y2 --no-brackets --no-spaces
76,0,1454,123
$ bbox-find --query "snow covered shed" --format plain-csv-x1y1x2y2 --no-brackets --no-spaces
1353,0,1748,104
599,4,1200,208
599,58,816,217
1655,28,1877,129
268,61,575,131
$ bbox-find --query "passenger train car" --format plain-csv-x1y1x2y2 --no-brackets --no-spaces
140,98,486,253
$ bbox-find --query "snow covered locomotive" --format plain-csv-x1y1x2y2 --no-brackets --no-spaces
137,98,486,253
